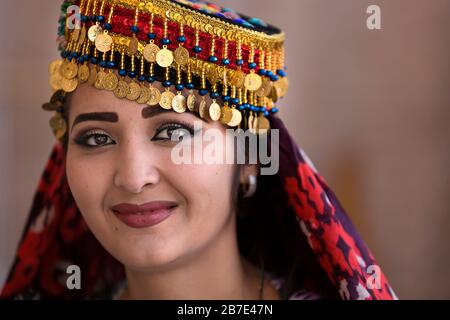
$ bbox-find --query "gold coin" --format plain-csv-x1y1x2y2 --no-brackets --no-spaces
199,99,207,119
42,102,59,111
160,91,175,109
77,64,90,83
95,32,113,53
227,108,242,127
49,59,63,76
269,85,279,102
88,24,102,42
156,48,174,68
103,72,119,91
61,77,78,92
128,36,139,55
49,73,62,92
257,114,270,134
148,87,161,106
137,85,151,104
187,93,196,111
87,67,97,86
50,90,65,105
114,80,128,99
230,70,245,88
207,67,220,84
95,70,107,89
50,113,67,131
244,73,262,91
275,77,289,98
255,78,272,97
143,43,160,62
172,94,187,113
60,61,78,79
173,46,190,66
55,127,67,140
208,102,221,121
220,105,233,124
127,81,142,100
78,26,87,46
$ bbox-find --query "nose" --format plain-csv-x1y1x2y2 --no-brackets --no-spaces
113,140,161,194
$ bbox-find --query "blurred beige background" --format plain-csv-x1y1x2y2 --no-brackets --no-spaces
1,0,449,299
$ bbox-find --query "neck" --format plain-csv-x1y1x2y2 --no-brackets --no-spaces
121,213,261,300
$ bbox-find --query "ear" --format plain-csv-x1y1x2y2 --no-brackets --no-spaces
239,164,259,184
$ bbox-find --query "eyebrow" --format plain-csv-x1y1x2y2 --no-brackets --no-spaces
71,107,207,132
71,112,118,133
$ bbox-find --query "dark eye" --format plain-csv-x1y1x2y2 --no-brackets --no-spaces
152,123,195,142
74,131,114,148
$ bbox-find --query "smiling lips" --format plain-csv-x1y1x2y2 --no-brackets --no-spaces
111,201,178,228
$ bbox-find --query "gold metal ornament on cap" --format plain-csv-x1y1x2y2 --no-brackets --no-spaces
244,72,262,91
199,98,207,119
220,105,233,124
49,59,63,76
255,77,272,97
127,81,142,101
137,85,151,104
87,67,98,86
128,36,139,55
230,70,245,88
60,61,78,80
148,86,161,106
61,77,78,92
103,72,119,91
143,43,160,62
95,31,113,53
49,112,67,139
88,23,102,42
114,80,129,99
77,64,90,83
156,48,174,68
160,91,175,109
187,93,196,111
173,46,190,66
94,70,107,89
227,108,243,127
172,94,187,113
208,101,221,121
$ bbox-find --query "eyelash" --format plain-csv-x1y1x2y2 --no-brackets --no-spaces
73,120,197,149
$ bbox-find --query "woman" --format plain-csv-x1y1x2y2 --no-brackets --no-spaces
1,0,397,300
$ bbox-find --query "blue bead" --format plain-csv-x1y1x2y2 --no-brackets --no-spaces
208,56,218,63
261,107,267,112
193,46,202,53
210,92,220,99
104,23,112,30
248,17,268,27
90,15,96,22
223,95,231,102
61,51,68,58
119,69,127,76
199,89,209,96
83,54,90,60
238,105,245,111
271,107,279,113
264,111,269,117
235,59,244,66
90,57,98,64
147,76,155,83
128,71,136,78
248,62,257,69
77,56,84,63
138,75,146,82
161,38,170,45
131,25,139,34
232,98,239,105
176,84,184,91
81,15,89,23
186,83,194,89
70,52,78,58
277,69,286,77
163,80,172,87
97,15,105,23
177,35,186,43
222,59,230,65
147,33,156,40
258,69,267,76
266,71,274,77
99,60,107,68
270,75,279,81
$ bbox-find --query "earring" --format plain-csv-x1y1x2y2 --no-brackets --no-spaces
242,174,257,198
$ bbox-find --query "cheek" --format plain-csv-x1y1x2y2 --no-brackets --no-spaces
66,152,111,225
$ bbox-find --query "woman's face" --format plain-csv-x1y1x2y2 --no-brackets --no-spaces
66,82,245,272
